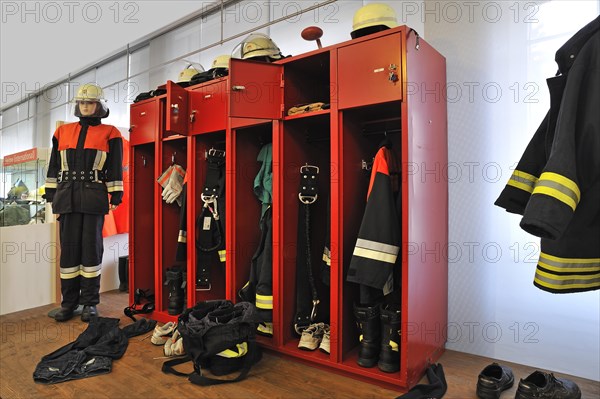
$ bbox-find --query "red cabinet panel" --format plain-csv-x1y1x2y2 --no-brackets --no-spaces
130,100,157,145
229,58,283,119
165,80,189,136
337,33,402,109
189,79,227,134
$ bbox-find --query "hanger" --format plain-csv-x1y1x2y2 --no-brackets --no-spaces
171,152,176,165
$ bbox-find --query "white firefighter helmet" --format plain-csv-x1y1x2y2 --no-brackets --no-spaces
211,55,231,70
72,83,109,118
177,65,204,83
351,3,398,39
232,33,283,61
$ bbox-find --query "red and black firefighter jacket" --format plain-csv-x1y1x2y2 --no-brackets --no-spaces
495,16,600,293
45,119,124,214
347,145,400,295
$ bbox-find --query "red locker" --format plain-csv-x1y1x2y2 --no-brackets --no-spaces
129,25,447,390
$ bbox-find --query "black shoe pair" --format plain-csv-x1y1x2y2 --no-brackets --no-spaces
477,363,581,399
54,305,97,322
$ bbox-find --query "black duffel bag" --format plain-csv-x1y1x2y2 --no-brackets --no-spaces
162,300,262,386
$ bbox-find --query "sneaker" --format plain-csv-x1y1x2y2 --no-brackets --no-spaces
515,371,581,399
298,322,325,351
257,322,273,337
164,330,185,357
476,363,514,399
319,324,331,354
151,321,176,345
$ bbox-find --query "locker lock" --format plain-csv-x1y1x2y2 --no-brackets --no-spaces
190,110,197,123
388,64,399,83
171,103,179,114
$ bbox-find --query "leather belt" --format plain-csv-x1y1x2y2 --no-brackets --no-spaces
58,170,105,183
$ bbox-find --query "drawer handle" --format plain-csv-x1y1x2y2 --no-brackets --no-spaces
204,94,212,99
140,112,146,116
232,85,245,91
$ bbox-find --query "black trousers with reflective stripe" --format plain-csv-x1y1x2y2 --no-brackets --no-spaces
59,213,104,308
249,208,273,323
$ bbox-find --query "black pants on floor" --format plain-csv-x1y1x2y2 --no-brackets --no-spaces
59,213,104,308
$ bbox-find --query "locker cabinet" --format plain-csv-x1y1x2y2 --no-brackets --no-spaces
129,25,447,390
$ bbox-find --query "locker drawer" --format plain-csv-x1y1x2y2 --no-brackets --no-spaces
337,33,402,109
130,100,157,145
189,80,227,134
229,58,283,119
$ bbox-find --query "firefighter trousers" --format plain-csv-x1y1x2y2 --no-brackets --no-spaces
248,207,273,323
58,212,104,309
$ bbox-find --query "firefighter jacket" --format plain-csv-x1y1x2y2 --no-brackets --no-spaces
347,145,400,296
495,17,600,293
45,118,124,215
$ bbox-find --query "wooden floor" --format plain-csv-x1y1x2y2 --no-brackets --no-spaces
1,291,598,399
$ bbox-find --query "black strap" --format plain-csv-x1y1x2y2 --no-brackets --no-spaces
196,150,226,290
162,356,194,377
294,165,320,334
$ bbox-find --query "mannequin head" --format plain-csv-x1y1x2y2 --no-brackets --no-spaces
77,101,98,117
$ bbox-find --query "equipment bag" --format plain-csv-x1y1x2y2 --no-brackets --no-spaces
162,300,262,386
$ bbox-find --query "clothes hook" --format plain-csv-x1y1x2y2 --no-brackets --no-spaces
142,155,147,167
172,152,176,165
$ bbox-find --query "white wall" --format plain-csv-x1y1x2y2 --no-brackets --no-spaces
424,0,600,381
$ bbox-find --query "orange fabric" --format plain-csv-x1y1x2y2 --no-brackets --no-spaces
102,138,130,237
56,123,120,152
367,147,391,199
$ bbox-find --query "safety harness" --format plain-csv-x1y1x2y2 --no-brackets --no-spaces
294,165,321,334
195,149,226,290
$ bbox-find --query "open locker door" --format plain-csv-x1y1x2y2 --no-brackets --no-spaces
165,80,189,135
228,58,283,120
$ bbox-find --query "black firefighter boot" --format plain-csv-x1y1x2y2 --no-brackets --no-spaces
118,256,129,292
378,304,401,373
354,303,381,368
165,267,184,315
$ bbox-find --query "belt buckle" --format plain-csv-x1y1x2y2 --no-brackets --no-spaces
299,164,319,204
300,164,319,174
196,282,212,291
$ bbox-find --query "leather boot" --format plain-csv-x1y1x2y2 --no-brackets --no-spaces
54,307,76,322
378,303,401,373
354,303,380,368
118,256,129,292
165,267,184,315
81,305,98,322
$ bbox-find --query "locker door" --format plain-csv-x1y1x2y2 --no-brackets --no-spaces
229,58,283,119
337,33,402,109
130,100,157,145
188,79,227,134
165,80,189,135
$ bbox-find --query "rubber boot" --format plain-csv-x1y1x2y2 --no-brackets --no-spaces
165,267,184,315
354,303,380,368
118,256,129,292
378,304,401,373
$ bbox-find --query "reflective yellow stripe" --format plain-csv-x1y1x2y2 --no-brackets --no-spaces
507,180,535,193
60,271,80,279
256,294,273,309
80,269,101,278
534,269,600,290
217,342,248,358
178,230,187,244
218,250,226,262
60,150,69,170
257,322,273,335
533,172,580,211
389,340,399,352
359,334,363,342
538,252,600,273
106,181,124,192
540,172,580,201
507,170,538,193
353,247,397,264
46,182,57,189
322,252,331,266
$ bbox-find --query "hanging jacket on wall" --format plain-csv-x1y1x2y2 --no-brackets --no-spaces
45,120,124,215
347,144,401,303
103,137,130,237
495,16,600,294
